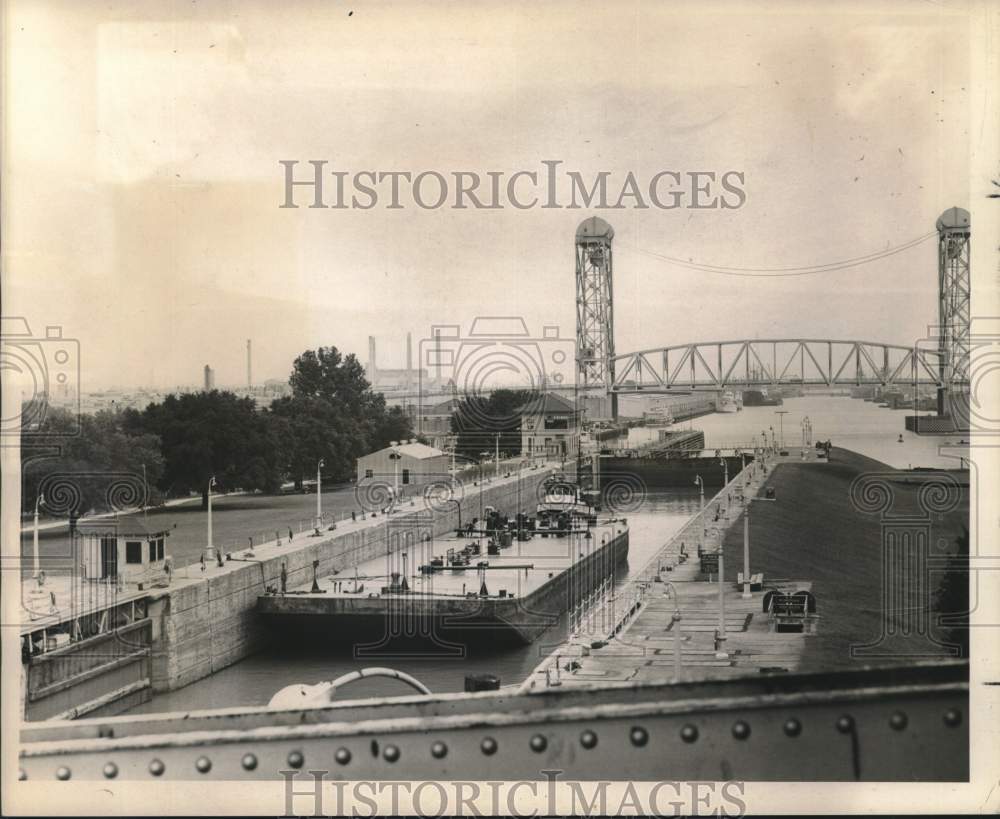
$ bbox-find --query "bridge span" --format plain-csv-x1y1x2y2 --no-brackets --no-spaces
611,338,944,394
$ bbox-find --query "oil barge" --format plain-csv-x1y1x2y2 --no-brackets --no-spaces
257,487,629,647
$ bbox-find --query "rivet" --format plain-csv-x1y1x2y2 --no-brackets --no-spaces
732,720,751,740
629,726,649,747
383,744,400,763
530,734,547,753
287,750,304,769
480,737,498,755
103,762,119,779
680,724,699,743
889,711,908,731
783,718,802,737
580,730,598,750
335,747,352,765
149,758,165,777
18,769,27,781
431,741,448,759
944,708,962,727
241,753,258,771
836,714,854,733
195,756,212,774
56,766,71,781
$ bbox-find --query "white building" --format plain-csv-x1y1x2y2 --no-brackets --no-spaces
356,440,449,487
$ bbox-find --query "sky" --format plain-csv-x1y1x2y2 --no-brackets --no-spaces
3,0,975,391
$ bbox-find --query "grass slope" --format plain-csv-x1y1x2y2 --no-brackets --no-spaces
720,448,969,669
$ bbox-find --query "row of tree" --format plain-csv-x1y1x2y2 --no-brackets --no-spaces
22,346,414,513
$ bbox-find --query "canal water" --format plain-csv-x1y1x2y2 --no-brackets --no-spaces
127,396,966,713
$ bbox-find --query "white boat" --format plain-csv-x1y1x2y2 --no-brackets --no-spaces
718,390,739,413
642,398,675,426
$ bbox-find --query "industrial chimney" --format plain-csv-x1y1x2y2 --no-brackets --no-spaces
246,339,252,390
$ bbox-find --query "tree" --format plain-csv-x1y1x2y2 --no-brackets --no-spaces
129,391,282,507
274,347,416,486
22,407,165,519
450,389,537,461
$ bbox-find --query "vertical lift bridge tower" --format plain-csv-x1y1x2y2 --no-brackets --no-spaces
936,206,971,423
575,217,617,420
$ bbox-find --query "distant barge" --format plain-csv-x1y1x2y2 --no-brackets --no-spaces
257,490,629,647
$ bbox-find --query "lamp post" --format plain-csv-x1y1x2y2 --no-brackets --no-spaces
315,458,325,529
388,448,402,499
742,495,777,598
719,457,728,486
206,476,217,562
775,411,789,449
662,581,683,683
33,493,45,579
694,474,705,554
495,432,501,482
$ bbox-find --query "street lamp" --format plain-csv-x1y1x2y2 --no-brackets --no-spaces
315,458,325,530
775,411,789,449
719,457,729,486
693,474,705,554
206,476,217,562
495,432,501,482
662,581,684,683
32,493,45,579
742,495,777,598
388,448,402,499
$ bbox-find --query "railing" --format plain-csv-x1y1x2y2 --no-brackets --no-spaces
17,660,969,781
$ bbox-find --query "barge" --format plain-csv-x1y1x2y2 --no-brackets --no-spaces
257,488,629,647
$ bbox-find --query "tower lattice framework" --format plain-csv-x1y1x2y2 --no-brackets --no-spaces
936,207,971,416
575,217,616,418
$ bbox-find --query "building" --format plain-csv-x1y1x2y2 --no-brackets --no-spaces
356,439,449,487
416,396,463,450
520,392,580,460
76,516,171,588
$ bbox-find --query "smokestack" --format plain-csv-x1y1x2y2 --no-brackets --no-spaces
406,332,413,390
368,336,377,385
246,339,252,389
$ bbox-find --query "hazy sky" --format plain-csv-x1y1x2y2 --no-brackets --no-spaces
4,0,973,390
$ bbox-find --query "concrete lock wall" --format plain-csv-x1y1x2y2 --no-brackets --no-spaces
148,468,556,692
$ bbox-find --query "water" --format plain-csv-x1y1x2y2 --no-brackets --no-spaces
128,490,701,712
621,394,967,470
128,396,964,713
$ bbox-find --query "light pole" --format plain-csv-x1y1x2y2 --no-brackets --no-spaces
206,476,217,562
388,448,402,499
141,463,148,522
32,493,45,579
716,545,727,658
315,458,325,529
742,495,777,598
694,475,705,554
719,457,729,486
662,581,683,683
495,432,501,482
775,411,789,449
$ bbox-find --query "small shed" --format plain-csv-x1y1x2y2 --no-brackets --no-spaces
76,515,170,586
356,439,448,486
